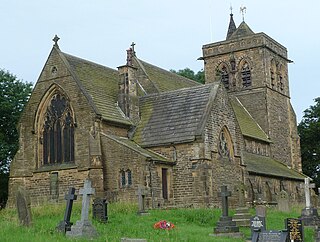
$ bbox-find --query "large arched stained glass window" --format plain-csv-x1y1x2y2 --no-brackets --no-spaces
42,93,75,165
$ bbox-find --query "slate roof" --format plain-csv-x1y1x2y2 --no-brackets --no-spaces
60,51,132,126
101,133,171,163
133,83,219,147
226,13,237,40
229,21,255,40
134,57,201,93
231,97,270,143
244,152,306,180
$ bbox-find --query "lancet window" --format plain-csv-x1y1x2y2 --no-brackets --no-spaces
241,62,252,88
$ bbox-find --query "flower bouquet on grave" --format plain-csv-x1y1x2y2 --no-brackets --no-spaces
153,220,175,230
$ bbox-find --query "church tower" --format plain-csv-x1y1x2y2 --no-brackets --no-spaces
200,13,301,171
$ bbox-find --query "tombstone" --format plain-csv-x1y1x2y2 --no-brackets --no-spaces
256,204,267,217
277,190,290,212
66,179,98,238
252,230,288,242
299,177,320,226
16,187,32,226
92,198,108,223
232,184,251,227
211,186,242,237
56,187,77,233
136,185,149,215
250,215,266,238
285,218,304,242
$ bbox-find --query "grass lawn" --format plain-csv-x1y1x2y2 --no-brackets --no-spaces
0,202,315,241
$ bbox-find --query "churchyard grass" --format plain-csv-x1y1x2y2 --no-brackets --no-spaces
0,203,314,241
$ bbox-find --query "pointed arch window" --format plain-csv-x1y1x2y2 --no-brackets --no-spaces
221,66,230,89
241,62,252,88
218,127,234,161
42,93,75,165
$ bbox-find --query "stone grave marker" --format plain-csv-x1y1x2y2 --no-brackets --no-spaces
300,177,320,226
211,186,242,237
249,215,266,239
16,187,32,226
232,184,251,226
136,185,149,215
92,197,108,223
277,190,290,212
285,218,304,242
256,204,267,217
67,179,98,239
251,230,289,242
56,187,77,233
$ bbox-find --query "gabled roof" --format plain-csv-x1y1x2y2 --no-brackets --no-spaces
102,133,172,163
229,21,255,40
244,152,306,180
134,57,201,93
230,97,270,143
133,83,219,147
59,51,132,126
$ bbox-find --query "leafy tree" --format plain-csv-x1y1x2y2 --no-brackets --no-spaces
0,69,32,207
170,68,205,84
298,97,320,187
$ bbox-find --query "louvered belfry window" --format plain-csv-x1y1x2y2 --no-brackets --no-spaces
241,62,251,87
42,93,74,165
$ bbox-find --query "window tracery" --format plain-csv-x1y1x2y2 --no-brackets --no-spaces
241,61,251,88
41,92,75,165
218,127,234,160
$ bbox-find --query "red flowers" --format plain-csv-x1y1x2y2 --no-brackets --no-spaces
153,220,175,230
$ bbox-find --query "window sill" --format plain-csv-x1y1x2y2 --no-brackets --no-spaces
34,163,78,173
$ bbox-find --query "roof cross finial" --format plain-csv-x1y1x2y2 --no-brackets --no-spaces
53,35,60,48
131,42,136,56
240,5,247,21
230,4,233,14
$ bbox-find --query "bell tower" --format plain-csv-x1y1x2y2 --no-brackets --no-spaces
200,13,301,171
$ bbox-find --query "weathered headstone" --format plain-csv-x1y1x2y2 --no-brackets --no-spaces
256,204,267,217
16,187,32,226
232,184,250,227
299,177,320,226
66,179,98,238
56,187,77,233
252,230,288,242
285,218,304,242
211,186,242,237
92,197,108,223
277,190,289,212
136,185,149,215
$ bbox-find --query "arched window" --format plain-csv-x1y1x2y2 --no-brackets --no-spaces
276,63,284,91
217,64,230,89
218,127,234,160
241,62,251,88
42,92,75,165
120,170,126,187
127,169,132,186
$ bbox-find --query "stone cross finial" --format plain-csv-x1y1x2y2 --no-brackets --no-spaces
53,35,60,48
240,5,247,21
131,42,136,54
300,177,315,209
218,185,231,217
79,179,95,222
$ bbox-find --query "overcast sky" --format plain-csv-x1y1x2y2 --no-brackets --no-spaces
1,0,319,122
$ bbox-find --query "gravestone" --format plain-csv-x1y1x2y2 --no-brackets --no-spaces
277,190,289,212
211,186,242,237
232,184,250,227
299,177,320,226
256,205,267,217
136,185,149,215
250,215,266,238
285,218,304,242
56,187,77,233
252,230,288,242
66,179,98,239
92,197,108,223
16,187,32,226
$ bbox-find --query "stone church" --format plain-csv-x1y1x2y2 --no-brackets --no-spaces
7,14,306,208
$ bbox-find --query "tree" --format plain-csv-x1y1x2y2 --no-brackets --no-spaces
298,97,320,187
0,69,32,207
170,68,205,84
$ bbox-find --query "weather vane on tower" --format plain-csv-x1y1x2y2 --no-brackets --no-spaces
240,5,247,21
